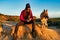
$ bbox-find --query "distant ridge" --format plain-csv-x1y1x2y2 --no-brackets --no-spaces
0,13,20,21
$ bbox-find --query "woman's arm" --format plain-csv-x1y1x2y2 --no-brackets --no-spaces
20,10,27,22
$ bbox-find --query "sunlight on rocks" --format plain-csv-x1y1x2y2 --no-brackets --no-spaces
0,24,60,40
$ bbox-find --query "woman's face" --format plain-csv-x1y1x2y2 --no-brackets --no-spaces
26,8,30,12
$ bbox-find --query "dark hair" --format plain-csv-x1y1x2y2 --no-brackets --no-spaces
25,3,31,10
44,9,45,12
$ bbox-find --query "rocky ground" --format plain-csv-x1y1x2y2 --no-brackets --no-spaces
0,22,60,40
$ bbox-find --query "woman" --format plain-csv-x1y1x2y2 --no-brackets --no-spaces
20,3,33,24
13,3,35,40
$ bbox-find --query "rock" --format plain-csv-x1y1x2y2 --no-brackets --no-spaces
0,23,60,40
14,24,60,40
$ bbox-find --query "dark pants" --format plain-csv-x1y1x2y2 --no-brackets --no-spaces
24,20,35,37
13,21,24,40
13,20,35,40
24,20,35,32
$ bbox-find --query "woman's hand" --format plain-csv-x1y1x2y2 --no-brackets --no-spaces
27,20,30,22
27,18,31,22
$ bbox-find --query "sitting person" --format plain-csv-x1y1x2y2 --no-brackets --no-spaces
13,3,35,39
20,3,33,24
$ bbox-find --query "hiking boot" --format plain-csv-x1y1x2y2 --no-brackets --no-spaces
31,30,37,38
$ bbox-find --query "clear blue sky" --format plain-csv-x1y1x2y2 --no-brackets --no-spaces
0,0,60,18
